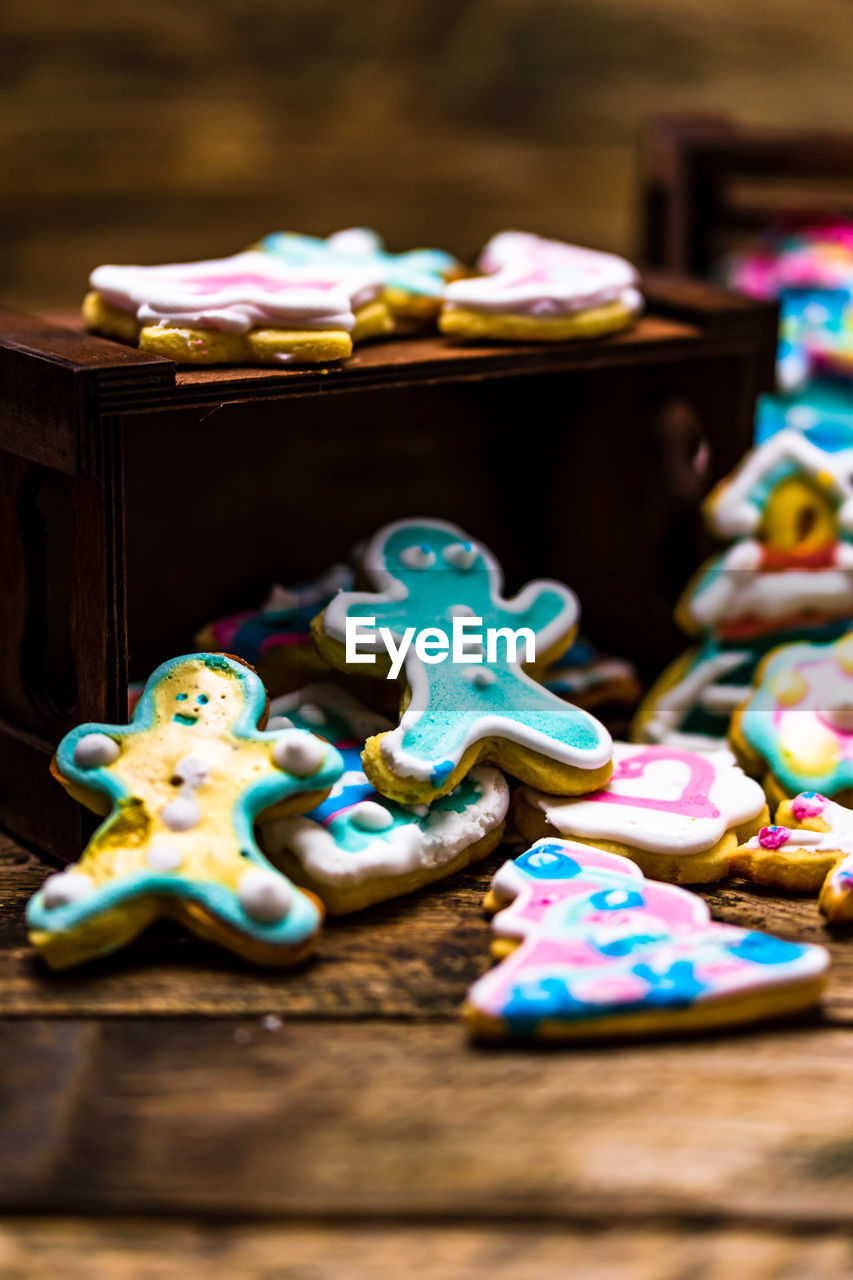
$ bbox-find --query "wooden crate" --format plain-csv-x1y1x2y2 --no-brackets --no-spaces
641,114,853,275
0,277,777,860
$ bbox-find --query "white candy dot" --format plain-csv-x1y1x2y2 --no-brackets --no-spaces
73,733,120,769
408,804,429,818
267,715,294,731
42,870,95,910
447,605,475,620
529,850,560,867
238,868,294,923
173,755,210,788
146,843,183,872
272,730,326,777
160,794,201,832
443,542,477,570
350,800,395,831
400,544,436,569
464,667,496,687
297,703,327,726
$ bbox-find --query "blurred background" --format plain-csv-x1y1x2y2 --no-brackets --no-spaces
5,0,853,310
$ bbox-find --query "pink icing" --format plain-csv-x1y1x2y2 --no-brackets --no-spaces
758,825,791,850
587,747,720,819
791,793,828,821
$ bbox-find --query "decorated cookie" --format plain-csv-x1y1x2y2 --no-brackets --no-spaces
195,565,354,697
440,231,642,343
27,654,344,969
260,684,509,914
312,518,613,804
465,838,829,1042
730,633,853,808
635,427,853,751
83,250,392,365
541,635,641,723
514,743,768,884
256,227,460,321
732,790,853,915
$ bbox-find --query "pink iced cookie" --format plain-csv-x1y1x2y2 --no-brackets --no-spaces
514,742,768,883
466,838,829,1043
734,790,853,915
440,231,642,342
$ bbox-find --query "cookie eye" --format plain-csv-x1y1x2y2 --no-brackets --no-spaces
197,694,209,705
442,541,477,570
176,693,188,702
399,544,436,569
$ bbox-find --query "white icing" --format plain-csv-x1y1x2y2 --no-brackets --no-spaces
443,232,642,318
73,733,120,769
238,868,294,922
271,730,326,777
90,251,383,334
349,801,395,831
525,742,766,856
146,843,184,871
267,715,294,731
399,544,436,569
443,542,478,570
705,428,853,538
639,649,750,750
264,764,509,888
42,870,95,910
686,542,853,630
173,756,210,789
269,683,394,744
160,794,201,832
297,703,327,726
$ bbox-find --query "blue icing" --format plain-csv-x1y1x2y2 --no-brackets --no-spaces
256,228,456,300
755,380,853,450
31,654,344,952
334,520,609,777
726,931,807,965
588,887,645,912
630,959,705,1006
514,843,583,880
431,760,455,786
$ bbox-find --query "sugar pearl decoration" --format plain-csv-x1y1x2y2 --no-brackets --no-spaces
350,800,394,831
238,868,294,923
173,755,210,788
146,843,183,872
42,870,95,910
400,544,436,569
442,541,477,570
267,715,294,731
160,794,201,832
464,667,496,687
272,730,326,777
297,703,327,726
73,733,120,769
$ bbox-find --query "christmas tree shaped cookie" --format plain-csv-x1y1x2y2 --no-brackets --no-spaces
635,428,853,750
27,654,343,969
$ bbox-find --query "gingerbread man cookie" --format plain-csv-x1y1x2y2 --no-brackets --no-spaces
732,791,853,917
312,518,613,804
83,250,392,365
440,231,642,343
730,632,853,808
514,743,768,884
465,839,829,1042
260,684,509,914
256,227,460,321
27,654,344,969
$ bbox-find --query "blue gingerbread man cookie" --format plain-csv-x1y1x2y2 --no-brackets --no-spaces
313,518,613,804
28,653,343,969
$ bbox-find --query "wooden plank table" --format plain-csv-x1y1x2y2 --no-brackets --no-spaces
3,821,853,1278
